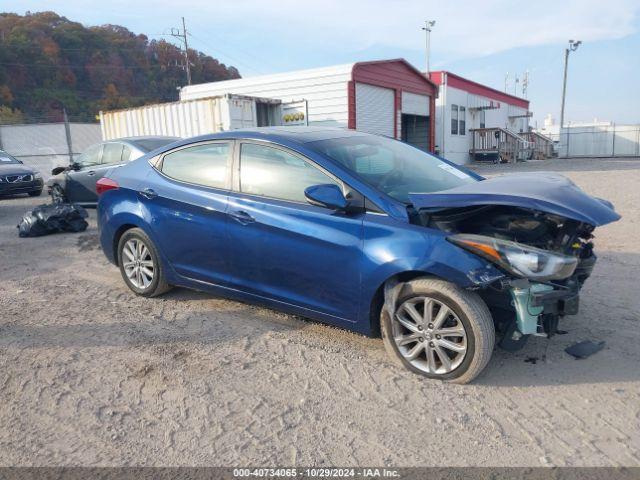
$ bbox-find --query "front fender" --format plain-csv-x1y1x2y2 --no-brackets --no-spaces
359,216,504,326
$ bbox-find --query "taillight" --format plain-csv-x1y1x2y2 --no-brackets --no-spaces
96,177,119,195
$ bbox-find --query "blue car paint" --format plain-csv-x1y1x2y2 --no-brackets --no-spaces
409,172,621,227
97,127,612,336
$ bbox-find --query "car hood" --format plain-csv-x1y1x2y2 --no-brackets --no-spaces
408,172,621,227
0,164,34,175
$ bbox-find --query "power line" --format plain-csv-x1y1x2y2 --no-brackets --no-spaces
0,61,186,70
187,31,260,75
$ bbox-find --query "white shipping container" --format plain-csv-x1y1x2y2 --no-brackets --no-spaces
179,64,354,128
99,94,282,140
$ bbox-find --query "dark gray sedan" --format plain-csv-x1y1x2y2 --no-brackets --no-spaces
0,150,44,198
47,136,179,207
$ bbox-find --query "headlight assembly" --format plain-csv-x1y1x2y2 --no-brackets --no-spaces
448,234,578,281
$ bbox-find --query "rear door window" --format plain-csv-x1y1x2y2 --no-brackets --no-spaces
102,143,125,166
160,142,231,189
121,145,133,162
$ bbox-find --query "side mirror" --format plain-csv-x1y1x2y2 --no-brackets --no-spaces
51,166,67,176
304,184,349,211
71,162,81,171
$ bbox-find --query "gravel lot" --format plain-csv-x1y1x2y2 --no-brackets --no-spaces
1,157,639,467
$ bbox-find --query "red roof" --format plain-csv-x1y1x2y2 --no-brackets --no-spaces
429,71,529,109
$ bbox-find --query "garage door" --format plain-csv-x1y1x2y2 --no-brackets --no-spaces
355,83,394,137
402,92,430,116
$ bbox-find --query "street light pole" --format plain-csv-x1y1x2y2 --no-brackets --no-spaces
422,20,436,74
559,39,581,154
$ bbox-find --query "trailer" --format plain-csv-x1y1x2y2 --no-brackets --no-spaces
99,94,288,141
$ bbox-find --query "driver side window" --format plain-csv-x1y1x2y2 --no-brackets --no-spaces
76,144,103,168
240,143,340,203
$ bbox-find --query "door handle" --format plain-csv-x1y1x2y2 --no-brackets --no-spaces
87,170,96,176
139,188,158,200
229,210,255,225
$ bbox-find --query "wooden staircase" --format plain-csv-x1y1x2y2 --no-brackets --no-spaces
521,131,554,159
470,127,534,163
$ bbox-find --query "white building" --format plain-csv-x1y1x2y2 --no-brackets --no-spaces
429,71,531,164
179,59,438,151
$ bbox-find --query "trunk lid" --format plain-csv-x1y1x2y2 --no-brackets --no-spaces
409,173,620,227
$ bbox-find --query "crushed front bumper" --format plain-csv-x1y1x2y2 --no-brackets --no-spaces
510,254,596,335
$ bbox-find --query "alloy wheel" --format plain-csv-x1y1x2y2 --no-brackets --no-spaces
392,296,468,375
51,185,65,203
122,238,154,289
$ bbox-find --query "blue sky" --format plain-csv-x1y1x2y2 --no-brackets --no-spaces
12,0,640,125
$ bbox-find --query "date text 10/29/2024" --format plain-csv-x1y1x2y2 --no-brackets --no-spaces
233,468,400,478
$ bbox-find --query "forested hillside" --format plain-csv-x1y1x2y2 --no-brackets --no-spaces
0,11,241,123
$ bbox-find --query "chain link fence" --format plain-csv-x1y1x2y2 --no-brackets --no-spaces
554,124,640,158
0,118,101,181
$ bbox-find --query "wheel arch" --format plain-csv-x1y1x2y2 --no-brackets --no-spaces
113,223,139,266
367,270,439,338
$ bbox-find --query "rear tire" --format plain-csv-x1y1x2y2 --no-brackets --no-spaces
117,228,171,297
381,277,495,384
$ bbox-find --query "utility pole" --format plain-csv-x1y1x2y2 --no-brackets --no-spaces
522,70,529,98
171,17,192,85
559,40,581,134
422,20,436,74
504,72,509,93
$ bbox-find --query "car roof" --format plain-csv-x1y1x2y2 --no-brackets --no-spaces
112,136,180,142
187,127,371,145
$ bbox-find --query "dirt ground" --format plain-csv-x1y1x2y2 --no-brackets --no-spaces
0,157,639,467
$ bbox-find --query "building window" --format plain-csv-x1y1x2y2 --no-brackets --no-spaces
459,106,466,135
451,104,458,135
479,110,486,129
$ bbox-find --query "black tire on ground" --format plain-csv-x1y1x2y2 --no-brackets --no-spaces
117,227,172,298
28,190,42,197
381,277,495,385
50,184,66,203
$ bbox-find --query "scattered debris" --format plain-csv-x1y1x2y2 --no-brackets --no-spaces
524,356,538,364
565,340,605,359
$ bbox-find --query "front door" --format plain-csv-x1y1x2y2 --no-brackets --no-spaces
66,143,104,204
140,141,233,285
226,141,364,322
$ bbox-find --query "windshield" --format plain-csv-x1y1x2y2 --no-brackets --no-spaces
307,135,477,203
0,151,21,165
131,137,179,152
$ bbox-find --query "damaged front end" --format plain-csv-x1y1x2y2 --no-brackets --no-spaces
408,173,619,351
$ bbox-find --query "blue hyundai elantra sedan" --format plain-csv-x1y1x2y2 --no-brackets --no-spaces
97,127,619,383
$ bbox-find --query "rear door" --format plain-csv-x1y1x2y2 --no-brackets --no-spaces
225,141,364,322
140,141,233,285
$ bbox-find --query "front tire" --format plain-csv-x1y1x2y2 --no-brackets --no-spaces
381,278,495,384
117,228,171,297
50,184,66,203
